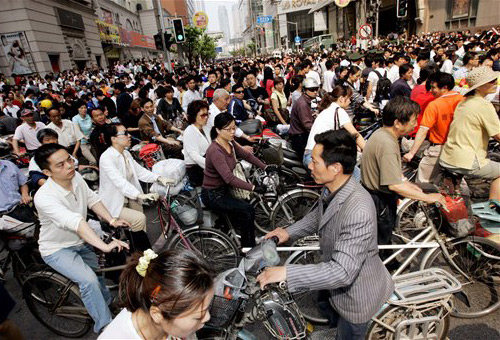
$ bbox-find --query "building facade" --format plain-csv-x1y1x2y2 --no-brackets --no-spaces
0,0,104,76
218,6,230,46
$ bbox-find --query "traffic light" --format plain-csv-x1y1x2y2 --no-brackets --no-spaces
164,33,174,50
172,18,186,43
154,33,163,50
397,0,408,18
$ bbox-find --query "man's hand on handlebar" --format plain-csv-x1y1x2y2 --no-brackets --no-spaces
137,193,159,202
256,266,287,290
104,238,130,253
264,227,289,245
110,218,131,228
425,193,447,208
20,194,32,205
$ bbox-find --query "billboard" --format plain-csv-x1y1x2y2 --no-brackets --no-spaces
96,20,121,44
1,32,36,76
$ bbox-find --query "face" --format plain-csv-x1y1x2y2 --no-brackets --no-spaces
308,144,339,185
112,125,131,148
42,136,58,144
143,101,155,115
338,95,351,109
156,290,214,339
187,79,196,90
274,67,281,76
274,82,284,92
91,109,107,125
350,71,361,82
43,149,76,181
22,113,35,124
4,98,11,105
208,74,216,84
195,108,209,126
430,82,448,98
477,79,498,95
78,105,87,116
470,55,480,67
234,87,244,99
166,91,174,99
217,120,236,141
246,74,256,87
395,114,418,137
305,87,319,98
403,68,414,81
48,110,62,125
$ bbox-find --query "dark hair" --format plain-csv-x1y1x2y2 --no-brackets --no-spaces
140,98,153,108
325,59,334,70
187,100,210,124
219,78,231,90
416,53,430,62
164,85,175,94
207,70,217,77
429,71,455,91
398,63,413,78
463,52,476,66
114,82,125,92
314,129,357,174
119,249,213,320
156,86,167,98
36,128,59,143
103,123,125,146
318,85,353,112
290,75,305,92
210,112,235,140
382,96,420,127
419,64,439,87
34,143,67,171
347,65,361,77
273,76,284,86
232,83,244,93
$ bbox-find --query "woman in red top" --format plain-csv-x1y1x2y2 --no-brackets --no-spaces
261,67,275,98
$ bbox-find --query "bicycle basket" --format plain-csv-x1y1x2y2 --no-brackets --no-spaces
171,190,203,227
139,143,165,169
205,295,244,328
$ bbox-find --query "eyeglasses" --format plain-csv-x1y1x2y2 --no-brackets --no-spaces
307,87,319,92
234,90,244,94
116,131,129,137
222,126,236,132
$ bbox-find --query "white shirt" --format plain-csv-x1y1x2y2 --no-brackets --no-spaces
183,124,211,168
47,120,83,147
367,67,386,103
29,154,78,172
322,70,335,93
387,65,400,83
98,146,159,217
13,122,46,151
440,59,453,74
305,103,351,151
207,103,244,138
3,105,20,119
34,172,100,256
182,89,202,112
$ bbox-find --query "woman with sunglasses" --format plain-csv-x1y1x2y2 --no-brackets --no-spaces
201,113,273,248
183,100,211,186
98,123,172,251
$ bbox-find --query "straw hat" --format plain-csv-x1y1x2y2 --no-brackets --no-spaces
464,66,499,94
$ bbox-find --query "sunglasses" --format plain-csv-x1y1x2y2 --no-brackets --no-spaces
307,87,319,92
116,131,129,137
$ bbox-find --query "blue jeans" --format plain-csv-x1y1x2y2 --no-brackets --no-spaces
42,244,112,333
317,290,369,340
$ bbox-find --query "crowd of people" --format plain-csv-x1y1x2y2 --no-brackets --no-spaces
1,26,499,340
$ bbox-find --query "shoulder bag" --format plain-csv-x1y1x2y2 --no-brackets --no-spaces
229,142,251,200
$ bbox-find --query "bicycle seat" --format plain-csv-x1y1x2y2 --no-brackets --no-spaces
442,168,464,182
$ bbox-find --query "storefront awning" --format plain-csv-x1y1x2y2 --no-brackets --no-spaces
308,0,333,14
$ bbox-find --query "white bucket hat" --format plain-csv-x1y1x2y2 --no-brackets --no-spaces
464,66,499,94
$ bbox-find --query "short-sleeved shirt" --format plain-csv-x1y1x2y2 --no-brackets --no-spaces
305,103,351,151
420,91,463,144
408,85,435,138
361,128,403,193
0,160,27,212
13,121,46,151
271,90,287,110
72,114,93,144
367,67,387,103
47,120,84,147
441,96,500,169
34,172,101,257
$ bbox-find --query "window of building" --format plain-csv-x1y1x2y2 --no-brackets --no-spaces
445,0,479,29
48,54,60,73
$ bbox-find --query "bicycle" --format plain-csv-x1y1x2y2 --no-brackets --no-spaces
286,201,499,324
21,227,129,338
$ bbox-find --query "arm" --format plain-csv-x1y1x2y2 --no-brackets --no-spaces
72,140,81,157
210,148,254,190
12,138,21,155
77,219,128,253
365,82,374,102
100,153,142,199
20,184,31,204
271,97,287,125
234,142,266,169
403,126,429,162
343,122,365,150
494,133,500,142
389,181,445,204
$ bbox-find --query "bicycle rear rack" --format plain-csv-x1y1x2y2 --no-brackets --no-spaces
391,268,462,305
394,316,443,340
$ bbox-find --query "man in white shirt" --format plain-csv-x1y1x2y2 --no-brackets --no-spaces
304,60,321,86
322,60,336,93
46,108,83,157
387,54,406,83
182,77,202,112
365,56,386,104
13,109,46,155
2,98,20,118
34,143,130,333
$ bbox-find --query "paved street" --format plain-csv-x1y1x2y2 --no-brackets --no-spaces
3,206,499,340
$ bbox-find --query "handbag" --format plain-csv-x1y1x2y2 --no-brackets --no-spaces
264,92,289,124
229,143,251,200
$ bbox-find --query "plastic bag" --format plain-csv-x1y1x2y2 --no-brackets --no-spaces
214,260,248,301
439,196,474,237
151,159,186,185
150,181,184,196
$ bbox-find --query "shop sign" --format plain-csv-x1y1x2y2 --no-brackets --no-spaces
96,20,121,44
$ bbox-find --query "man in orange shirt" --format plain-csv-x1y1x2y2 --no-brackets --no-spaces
403,72,463,183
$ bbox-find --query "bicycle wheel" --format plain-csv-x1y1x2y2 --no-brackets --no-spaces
285,250,329,325
271,189,320,229
252,194,278,235
395,199,443,242
422,236,500,318
22,271,92,337
366,303,450,340
167,228,240,274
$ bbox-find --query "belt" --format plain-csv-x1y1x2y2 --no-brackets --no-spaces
429,142,442,147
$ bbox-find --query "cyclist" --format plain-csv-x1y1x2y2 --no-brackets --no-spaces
33,143,130,333
440,66,500,201
201,112,272,248
258,129,394,340
99,249,213,340
361,96,446,253
99,123,172,251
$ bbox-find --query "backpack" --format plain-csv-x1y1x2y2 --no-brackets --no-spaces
373,70,391,103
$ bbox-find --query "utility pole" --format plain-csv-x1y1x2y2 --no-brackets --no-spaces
155,0,172,72
272,17,298,52
374,0,381,39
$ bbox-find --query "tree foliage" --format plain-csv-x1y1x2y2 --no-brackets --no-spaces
182,26,221,65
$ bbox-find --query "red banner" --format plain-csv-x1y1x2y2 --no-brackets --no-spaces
118,28,155,49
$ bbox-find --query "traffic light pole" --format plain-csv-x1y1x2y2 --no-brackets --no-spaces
156,0,172,72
